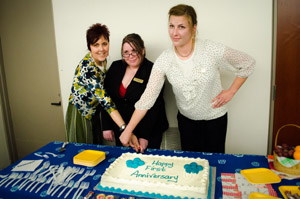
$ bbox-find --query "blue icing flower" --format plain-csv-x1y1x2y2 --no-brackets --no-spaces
185,167,192,173
126,158,145,168
190,162,198,168
184,162,203,174
133,158,145,166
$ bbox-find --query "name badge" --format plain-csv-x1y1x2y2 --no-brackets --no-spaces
133,77,144,84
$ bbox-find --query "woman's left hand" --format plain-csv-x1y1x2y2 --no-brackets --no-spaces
211,89,234,109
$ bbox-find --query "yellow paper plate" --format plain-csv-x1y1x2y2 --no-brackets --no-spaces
248,192,280,199
73,150,105,167
279,186,300,199
241,168,281,184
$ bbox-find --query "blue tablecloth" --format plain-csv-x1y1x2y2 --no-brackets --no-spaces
0,141,298,199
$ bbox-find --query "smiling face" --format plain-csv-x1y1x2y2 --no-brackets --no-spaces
122,42,144,68
89,35,109,66
168,15,196,48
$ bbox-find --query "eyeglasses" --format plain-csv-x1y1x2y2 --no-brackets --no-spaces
122,50,138,58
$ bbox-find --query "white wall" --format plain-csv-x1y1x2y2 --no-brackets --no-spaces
52,0,273,155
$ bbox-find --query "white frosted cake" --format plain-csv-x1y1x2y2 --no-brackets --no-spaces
97,152,210,199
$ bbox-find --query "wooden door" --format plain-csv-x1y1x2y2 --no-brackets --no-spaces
0,0,65,160
272,0,300,150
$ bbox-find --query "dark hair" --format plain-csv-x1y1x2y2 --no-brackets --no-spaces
168,4,197,27
86,23,110,51
121,33,146,58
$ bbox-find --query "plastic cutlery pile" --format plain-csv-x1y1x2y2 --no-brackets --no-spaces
0,161,95,199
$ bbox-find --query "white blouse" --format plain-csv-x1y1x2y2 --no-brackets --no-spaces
135,39,255,120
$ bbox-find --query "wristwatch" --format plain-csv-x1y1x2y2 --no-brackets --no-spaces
119,124,126,132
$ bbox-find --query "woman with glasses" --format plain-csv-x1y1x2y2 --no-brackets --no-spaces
102,33,169,152
65,23,126,144
120,4,255,153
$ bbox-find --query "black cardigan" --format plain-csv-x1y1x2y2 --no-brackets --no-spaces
102,58,169,140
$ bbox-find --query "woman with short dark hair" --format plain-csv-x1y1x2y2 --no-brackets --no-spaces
65,23,125,144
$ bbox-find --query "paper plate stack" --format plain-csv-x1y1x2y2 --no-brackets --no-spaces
73,150,106,167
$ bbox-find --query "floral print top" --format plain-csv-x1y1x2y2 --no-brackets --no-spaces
68,52,116,120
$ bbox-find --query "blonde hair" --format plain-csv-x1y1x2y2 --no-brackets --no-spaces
168,4,197,28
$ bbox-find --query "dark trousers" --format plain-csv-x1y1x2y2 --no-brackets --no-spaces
177,112,228,153
92,105,103,145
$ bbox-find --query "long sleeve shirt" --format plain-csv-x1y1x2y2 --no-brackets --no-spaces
103,58,168,140
68,52,116,120
135,39,255,120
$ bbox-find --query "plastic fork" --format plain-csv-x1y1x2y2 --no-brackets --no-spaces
64,181,80,198
45,152,58,157
51,180,68,196
38,165,59,177
77,181,90,199
25,174,40,191
18,173,36,189
57,180,74,198
5,173,23,188
20,174,37,191
77,169,96,183
65,167,84,182
12,172,30,187
34,153,49,159
35,176,52,193
73,181,90,199
0,173,18,187
29,176,46,192
33,161,50,176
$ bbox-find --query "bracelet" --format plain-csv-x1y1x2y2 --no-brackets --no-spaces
119,124,126,132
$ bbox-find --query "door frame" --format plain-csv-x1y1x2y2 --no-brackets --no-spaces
0,38,18,164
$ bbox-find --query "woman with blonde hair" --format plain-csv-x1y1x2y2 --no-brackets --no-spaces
120,4,255,153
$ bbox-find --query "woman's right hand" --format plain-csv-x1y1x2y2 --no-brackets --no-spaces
119,129,132,147
129,134,140,152
103,130,114,142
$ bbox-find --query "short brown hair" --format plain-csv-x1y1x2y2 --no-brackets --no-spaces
86,23,110,51
168,4,197,27
121,33,146,58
